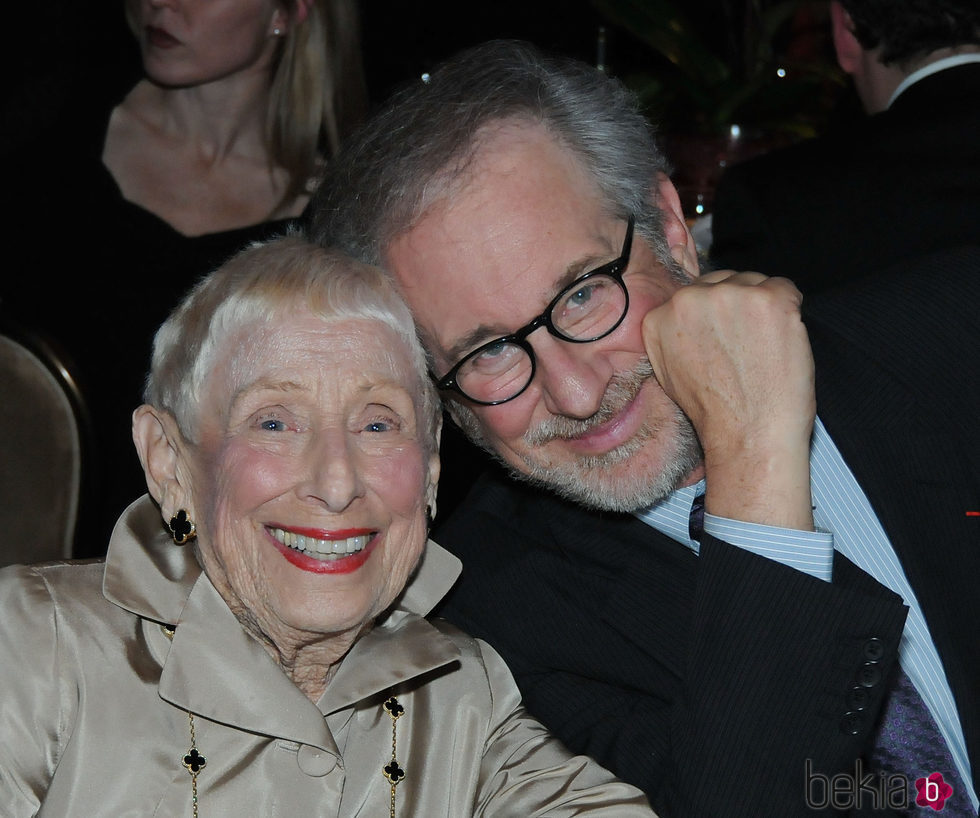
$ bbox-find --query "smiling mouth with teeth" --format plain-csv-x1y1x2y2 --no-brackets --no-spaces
269,527,373,561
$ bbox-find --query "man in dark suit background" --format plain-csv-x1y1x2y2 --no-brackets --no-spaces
710,0,980,293
310,39,979,816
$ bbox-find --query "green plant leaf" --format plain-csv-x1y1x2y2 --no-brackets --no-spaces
590,0,731,86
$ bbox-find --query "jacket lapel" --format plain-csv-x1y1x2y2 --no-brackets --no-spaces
104,498,466,754
540,499,698,683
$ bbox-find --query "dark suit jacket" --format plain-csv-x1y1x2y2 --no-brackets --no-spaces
708,63,980,293
432,247,980,816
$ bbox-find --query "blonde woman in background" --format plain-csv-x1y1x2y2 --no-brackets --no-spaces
2,0,369,557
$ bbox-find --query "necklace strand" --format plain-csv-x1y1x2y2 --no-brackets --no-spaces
162,624,206,818
182,712,206,818
382,696,406,818
162,623,407,817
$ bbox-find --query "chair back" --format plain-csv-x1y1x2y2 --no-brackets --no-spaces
0,313,92,565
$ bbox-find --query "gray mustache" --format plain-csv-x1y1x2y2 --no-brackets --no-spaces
524,359,656,445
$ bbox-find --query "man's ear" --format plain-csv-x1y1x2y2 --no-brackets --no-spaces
132,404,191,519
830,1,862,75
653,172,700,279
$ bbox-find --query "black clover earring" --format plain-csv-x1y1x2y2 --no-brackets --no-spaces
169,509,197,545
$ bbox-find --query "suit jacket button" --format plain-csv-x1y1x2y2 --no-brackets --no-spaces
840,712,863,735
857,662,882,688
846,686,871,711
863,637,885,662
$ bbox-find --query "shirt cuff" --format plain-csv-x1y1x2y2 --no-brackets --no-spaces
703,513,835,582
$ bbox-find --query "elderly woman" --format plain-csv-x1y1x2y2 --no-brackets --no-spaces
0,237,656,816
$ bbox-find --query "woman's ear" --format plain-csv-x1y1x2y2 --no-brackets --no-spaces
269,2,297,36
425,416,443,518
653,172,700,279
292,0,313,24
132,405,190,517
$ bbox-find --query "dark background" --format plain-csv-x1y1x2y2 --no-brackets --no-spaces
2,1,664,156
360,1,640,103
4,0,854,168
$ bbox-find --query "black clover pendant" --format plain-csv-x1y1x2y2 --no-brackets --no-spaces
383,697,404,719
183,748,207,774
383,759,406,784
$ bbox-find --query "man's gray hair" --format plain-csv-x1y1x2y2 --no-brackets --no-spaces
309,38,674,268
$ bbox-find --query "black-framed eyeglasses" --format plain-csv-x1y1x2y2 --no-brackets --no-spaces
434,214,634,406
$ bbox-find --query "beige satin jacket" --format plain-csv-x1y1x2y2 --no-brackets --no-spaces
0,496,655,817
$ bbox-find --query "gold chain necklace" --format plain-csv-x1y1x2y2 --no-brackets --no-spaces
160,624,407,817
182,712,206,818
382,696,406,818
162,625,206,818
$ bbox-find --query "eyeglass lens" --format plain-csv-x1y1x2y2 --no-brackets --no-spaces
455,273,627,403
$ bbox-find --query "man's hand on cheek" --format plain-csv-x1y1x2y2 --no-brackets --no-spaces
642,270,816,531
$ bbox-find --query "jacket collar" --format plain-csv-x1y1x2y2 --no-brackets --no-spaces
102,495,464,751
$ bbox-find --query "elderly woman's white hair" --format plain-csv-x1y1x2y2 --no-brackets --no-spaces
144,234,440,452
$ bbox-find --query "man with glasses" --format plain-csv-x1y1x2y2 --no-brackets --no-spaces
310,39,979,817
435,215,634,408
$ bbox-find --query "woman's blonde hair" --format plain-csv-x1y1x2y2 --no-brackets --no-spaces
126,0,367,200
270,0,367,197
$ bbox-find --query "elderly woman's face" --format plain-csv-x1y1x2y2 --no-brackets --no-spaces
183,313,437,645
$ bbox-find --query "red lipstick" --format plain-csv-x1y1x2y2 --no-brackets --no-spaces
268,527,378,575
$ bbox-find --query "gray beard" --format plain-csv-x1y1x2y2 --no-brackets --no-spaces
450,358,703,513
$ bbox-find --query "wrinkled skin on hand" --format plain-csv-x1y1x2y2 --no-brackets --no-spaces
642,268,816,531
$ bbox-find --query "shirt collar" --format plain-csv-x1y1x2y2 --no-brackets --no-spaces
102,495,462,626
633,477,706,552
888,53,980,108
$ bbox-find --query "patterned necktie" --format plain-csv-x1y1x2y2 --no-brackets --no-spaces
871,668,974,816
689,491,705,543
